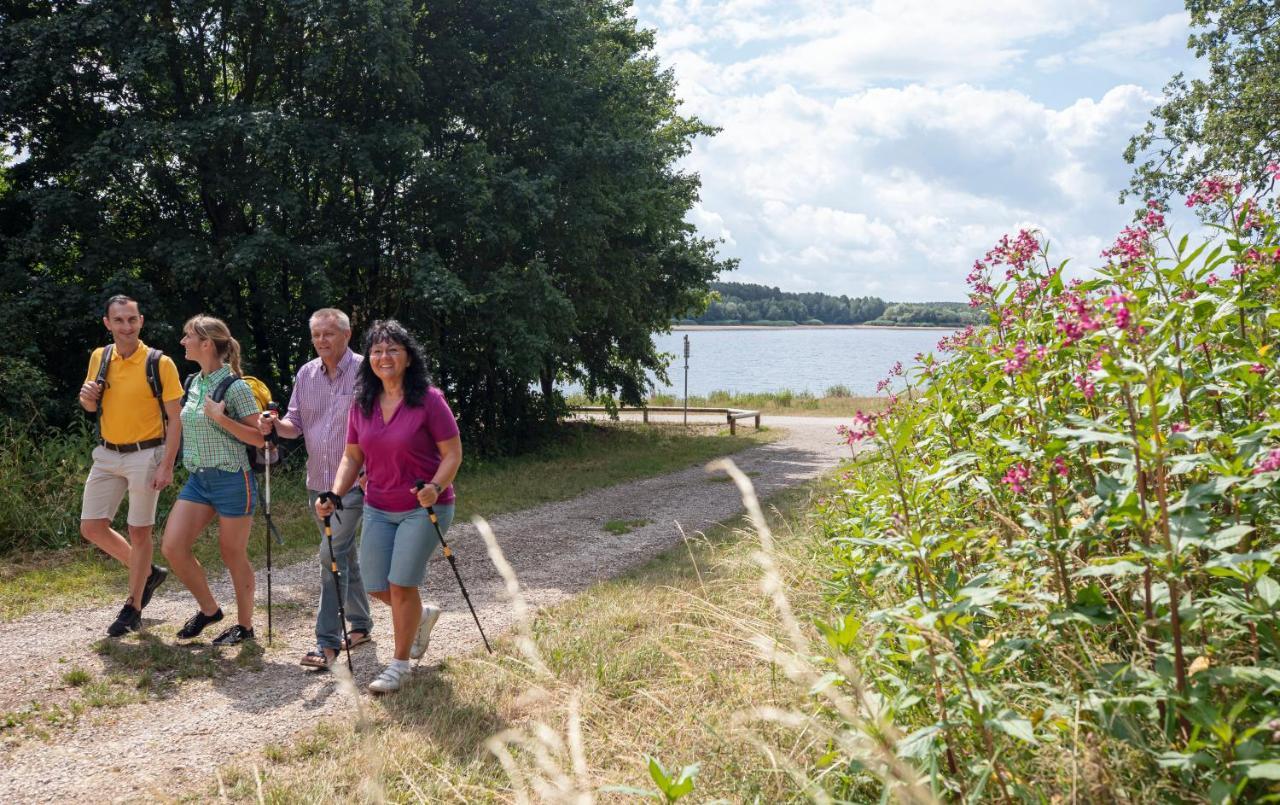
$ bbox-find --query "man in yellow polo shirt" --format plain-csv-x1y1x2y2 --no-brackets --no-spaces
78,295,184,636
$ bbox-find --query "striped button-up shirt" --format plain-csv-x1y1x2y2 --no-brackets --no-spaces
282,348,363,491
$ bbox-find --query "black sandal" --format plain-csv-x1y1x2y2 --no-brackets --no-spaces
300,648,337,669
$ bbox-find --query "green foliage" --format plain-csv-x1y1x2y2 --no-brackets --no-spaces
869,301,985,327
0,0,729,451
818,192,1280,799
691,282,887,325
1126,0,1280,202
689,282,985,327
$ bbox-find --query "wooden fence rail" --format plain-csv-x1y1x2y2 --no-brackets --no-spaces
570,405,762,435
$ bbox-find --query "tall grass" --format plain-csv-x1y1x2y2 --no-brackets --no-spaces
0,422,102,554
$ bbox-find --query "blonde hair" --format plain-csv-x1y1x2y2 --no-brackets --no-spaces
184,315,243,376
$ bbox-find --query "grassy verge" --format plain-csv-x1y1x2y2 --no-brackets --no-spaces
0,422,778,621
203,473,840,803
571,388,888,417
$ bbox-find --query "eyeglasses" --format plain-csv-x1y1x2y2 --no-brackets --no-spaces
369,347,405,359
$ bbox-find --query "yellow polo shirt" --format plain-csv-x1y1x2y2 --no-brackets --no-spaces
84,341,183,444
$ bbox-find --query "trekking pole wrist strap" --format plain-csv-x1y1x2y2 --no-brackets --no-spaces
318,491,344,510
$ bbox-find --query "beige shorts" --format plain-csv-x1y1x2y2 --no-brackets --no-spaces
80,445,163,528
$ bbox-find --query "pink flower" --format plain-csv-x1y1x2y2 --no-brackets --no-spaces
1206,274,1220,286
1254,448,1280,475
1052,457,1069,478
1002,463,1031,495
1073,373,1096,400
1185,176,1239,207
1054,292,1101,344
1103,293,1132,329
1003,340,1031,375
840,411,879,445
1250,363,1267,375
1267,163,1280,180
1102,225,1150,267
1170,422,1191,434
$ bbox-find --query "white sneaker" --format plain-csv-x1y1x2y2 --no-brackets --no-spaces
410,605,441,660
368,664,408,694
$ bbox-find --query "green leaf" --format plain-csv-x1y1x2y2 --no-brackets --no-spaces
990,716,1037,743
897,724,941,759
1074,561,1147,578
1256,576,1280,608
1246,762,1280,781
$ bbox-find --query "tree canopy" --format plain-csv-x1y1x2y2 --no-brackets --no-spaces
1125,0,1280,202
685,282,981,327
0,0,729,452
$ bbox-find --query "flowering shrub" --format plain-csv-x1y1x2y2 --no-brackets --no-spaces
821,177,1280,800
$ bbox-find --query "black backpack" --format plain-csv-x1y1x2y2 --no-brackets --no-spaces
94,344,167,439
181,372,280,472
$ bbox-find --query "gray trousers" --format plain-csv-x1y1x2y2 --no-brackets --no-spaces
308,487,373,650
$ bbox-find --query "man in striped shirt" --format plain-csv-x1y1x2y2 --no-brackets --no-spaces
259,308,372,669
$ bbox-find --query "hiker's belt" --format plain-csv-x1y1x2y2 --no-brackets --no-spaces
101,438,164,453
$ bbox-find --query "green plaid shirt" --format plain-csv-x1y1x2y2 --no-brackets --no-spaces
180,366,261,472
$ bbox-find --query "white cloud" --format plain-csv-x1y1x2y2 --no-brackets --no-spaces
647,1,1198,301
690,203,737,246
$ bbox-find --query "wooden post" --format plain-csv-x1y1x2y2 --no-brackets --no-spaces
643,408,648,424
754,413,760,428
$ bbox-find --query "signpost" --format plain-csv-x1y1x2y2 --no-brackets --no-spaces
683,333,690,425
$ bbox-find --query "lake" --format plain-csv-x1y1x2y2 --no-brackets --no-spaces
646,326,955,397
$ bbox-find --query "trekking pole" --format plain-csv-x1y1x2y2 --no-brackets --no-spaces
262,402,284,645
414,480,492,653
316,491,354,673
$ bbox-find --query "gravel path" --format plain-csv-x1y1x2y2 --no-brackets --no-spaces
0,416,848,802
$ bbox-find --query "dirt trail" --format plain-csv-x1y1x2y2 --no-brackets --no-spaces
0,416,849,802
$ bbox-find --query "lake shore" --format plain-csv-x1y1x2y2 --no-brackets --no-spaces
672,323,960,332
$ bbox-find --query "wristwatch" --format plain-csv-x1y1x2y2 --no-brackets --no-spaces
427,481,443,495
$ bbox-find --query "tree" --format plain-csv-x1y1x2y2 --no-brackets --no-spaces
1125,1,1280,202
0,0,728,450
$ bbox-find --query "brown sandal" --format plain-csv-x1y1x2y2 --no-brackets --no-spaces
343,630,371,649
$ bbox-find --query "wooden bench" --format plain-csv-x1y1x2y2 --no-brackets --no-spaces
570,406,762,434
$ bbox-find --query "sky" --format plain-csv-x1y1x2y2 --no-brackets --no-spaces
629,0,1205,302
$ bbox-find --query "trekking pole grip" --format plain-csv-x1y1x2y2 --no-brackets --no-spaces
264,401,280,447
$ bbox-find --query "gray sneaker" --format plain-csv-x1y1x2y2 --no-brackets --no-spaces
409,606,441,660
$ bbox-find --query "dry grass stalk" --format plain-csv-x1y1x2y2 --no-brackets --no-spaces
708,457,937,805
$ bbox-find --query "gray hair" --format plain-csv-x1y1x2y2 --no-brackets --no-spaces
309,308,351,331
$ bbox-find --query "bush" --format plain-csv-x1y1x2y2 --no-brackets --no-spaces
821,180,1280,799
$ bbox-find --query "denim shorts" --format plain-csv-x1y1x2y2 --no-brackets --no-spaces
177,467,257,518
359,503,455,591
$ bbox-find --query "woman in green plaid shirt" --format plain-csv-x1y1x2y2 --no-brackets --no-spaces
160,315,265,646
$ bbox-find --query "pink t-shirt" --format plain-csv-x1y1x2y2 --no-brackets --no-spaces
346,386,460,512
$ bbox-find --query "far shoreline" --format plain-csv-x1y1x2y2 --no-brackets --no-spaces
671,323,961,332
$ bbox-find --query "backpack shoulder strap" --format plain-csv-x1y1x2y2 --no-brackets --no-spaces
92,344,113,440
211,374,241,404
95,344,114,387
145,349,163,398
145,349,166,426
181,372,199,406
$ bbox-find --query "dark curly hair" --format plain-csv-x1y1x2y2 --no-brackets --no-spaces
355,319,432,417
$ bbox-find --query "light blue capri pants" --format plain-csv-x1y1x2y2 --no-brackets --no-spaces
359,503,456,592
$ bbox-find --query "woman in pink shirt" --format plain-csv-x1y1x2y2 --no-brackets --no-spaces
315,320,462,693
